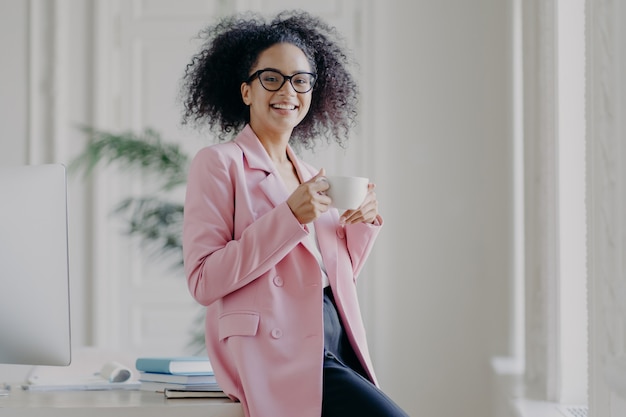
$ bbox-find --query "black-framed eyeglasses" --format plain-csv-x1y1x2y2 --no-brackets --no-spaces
246,69,317,94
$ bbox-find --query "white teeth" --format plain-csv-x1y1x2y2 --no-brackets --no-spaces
272,104,296,110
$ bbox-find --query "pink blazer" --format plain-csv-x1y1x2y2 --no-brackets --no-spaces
183,125,382,417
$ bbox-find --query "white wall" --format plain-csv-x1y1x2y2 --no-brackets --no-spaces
0,0,28,164
0,1,514,416
369,1,513,415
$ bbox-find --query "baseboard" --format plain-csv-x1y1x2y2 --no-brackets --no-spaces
490,357,582,417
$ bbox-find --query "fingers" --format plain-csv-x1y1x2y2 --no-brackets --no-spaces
310,168,329,193
339,183,378,225
287,169,331,224
290,172,378,225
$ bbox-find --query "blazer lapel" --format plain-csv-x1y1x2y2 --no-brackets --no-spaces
284,148,321,256
287,148,340,288
258,173,289,208
287,145,314,184
234,125,290,208
315,210,339,289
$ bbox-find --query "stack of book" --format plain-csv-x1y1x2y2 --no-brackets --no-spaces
135,356,227,398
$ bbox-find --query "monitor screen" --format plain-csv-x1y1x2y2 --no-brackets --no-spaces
0,164,71,367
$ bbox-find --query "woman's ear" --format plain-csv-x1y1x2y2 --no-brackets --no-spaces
241,82,251,106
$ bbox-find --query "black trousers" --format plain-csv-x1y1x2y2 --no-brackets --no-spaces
322,287,409,417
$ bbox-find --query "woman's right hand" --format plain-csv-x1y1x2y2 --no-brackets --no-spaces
287,169,331,224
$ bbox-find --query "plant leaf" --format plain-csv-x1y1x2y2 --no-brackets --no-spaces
115,196,184,267
70,126,189,190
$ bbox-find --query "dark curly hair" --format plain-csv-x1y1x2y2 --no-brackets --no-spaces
181,10,358,150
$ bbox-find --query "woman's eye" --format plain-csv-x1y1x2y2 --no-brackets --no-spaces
263,75,280,83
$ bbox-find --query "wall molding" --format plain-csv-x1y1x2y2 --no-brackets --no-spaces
27,0,55,163
522,0,560,402
587,0,626,415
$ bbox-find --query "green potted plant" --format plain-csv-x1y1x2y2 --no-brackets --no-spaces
71,126,206,353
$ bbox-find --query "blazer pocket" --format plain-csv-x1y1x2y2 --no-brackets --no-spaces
218,311,260,342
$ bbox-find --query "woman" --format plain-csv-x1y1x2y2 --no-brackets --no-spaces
181,11,408,417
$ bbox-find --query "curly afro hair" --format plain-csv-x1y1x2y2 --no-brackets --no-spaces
181,10,359,150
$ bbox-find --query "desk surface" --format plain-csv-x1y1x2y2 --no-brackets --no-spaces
0,386,244,417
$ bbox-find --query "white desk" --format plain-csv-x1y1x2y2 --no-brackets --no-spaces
0,386,244,417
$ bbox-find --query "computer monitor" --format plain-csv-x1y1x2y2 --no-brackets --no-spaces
0,164,71,373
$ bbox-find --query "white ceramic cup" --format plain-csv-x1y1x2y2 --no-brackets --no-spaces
324,175,369,210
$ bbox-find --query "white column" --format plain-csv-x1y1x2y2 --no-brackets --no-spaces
28,0,56,163
556,0,587,404
522,0,589,404
587,0,626,415
522,0,560,402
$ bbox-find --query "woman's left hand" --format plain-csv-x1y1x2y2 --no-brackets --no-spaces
339,183,379,225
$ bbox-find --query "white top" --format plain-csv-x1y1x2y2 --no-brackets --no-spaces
307,223,330,288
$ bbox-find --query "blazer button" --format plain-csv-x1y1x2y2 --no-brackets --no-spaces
273,276,284,287
271,328,283,339
336,226,345,239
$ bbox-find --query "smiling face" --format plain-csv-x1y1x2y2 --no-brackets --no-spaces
241,43,314,139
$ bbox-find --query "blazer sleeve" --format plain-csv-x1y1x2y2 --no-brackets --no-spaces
182,146,308,306
344,215,383,279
